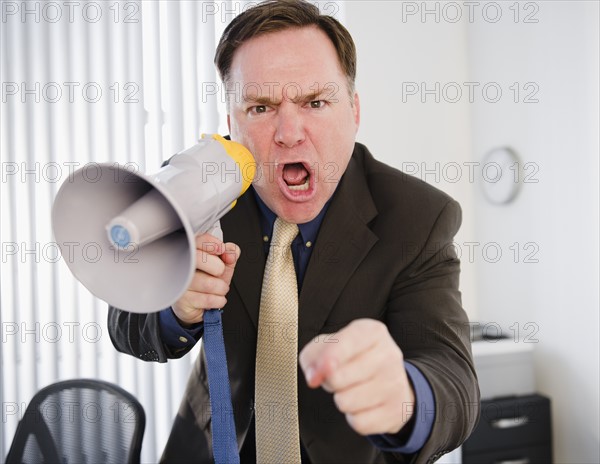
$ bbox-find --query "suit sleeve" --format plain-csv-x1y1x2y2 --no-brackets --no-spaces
107,306,198,362
386,199,480,462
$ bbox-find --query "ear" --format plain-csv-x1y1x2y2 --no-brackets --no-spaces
353,92,361,131
227,114,231,134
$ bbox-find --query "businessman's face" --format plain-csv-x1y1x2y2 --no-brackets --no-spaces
227,26,360,224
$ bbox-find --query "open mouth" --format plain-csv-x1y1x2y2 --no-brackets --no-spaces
277,161,315,201
283,162,310,191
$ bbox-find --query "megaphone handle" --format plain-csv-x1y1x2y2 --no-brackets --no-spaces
203,309,240,464
202,220,240,464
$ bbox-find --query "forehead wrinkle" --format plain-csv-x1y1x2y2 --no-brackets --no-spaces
241,88,329,106
292,90,323,103
243,94,282,106
229,28,352,110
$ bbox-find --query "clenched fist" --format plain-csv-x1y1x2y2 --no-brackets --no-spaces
171,233,240,326
299,319,415,436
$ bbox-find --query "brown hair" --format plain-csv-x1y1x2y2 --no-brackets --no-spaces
214,0,357,93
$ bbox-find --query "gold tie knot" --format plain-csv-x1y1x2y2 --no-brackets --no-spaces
267,218,299,266
271,218,299,247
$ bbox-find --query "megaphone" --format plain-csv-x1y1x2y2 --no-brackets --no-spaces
52,134,256,313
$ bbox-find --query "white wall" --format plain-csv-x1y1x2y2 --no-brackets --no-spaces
346,1,599,462
467,1,600,461
345,1,477,318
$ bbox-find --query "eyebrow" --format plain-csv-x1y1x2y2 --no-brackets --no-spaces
244,89,327,106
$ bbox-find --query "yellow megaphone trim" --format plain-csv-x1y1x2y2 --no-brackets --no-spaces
202,134,257,210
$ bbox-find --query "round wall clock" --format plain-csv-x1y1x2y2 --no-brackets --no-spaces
481,147,522,205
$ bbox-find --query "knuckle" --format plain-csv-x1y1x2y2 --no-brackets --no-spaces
205,277,227,295
347,413,370,435
321,381,335,394
376,345,399,368
348,318,387,338
298,348,311,367
328,368,346,389
195,277,210,293
198,255,225,276
333,392,348,412
226,242,241,256
198,239,217,253
214,260,227,276
188,294,205,310
195,250,210,268
212,295,227,308
372,320,387,335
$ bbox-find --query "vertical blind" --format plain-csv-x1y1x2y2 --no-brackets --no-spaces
0,1,344,461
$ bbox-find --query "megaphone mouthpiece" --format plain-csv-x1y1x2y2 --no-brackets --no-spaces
105,188,183,250
109,224,131,248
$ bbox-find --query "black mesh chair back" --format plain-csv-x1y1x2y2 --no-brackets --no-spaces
5,379,145,464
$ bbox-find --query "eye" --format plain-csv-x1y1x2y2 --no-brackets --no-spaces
309,100,325,109
249,105,268,114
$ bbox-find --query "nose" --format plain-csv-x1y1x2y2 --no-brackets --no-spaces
274,103,305,148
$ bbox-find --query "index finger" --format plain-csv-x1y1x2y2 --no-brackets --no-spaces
299,319,383,387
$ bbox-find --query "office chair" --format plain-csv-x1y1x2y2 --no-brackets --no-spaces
5,379,145,464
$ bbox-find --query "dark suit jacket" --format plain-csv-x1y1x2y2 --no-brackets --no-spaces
108,142,480,464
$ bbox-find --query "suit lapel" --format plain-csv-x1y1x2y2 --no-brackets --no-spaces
221,190,265,329
298,154,379,346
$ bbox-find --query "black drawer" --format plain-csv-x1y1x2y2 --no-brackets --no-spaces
463,443,552,464
463,394,552,454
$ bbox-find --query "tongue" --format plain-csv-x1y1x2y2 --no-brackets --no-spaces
283,163,308,186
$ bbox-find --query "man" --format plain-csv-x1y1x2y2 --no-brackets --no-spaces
108,1,480,462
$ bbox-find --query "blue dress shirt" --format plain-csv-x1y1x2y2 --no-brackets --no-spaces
158,187,436,454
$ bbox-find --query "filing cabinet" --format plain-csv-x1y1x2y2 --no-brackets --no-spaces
462,394,552,464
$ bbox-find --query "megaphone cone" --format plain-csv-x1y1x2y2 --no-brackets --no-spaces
52,135,255,313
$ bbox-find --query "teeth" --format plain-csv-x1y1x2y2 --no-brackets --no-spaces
288,178,310,191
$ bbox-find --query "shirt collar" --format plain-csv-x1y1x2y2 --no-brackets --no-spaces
252,187,330,247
